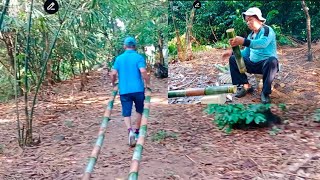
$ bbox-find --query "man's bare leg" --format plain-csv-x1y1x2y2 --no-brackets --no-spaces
124,116,132,131
135,113,142,129
124,116,136,146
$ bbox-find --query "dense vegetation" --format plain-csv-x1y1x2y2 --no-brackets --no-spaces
168,1,320,55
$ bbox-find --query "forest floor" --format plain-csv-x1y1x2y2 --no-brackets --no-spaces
1,68,320,179
168,44,320,104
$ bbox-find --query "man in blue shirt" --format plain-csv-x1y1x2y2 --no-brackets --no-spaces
110,36,150,147
222,7,279,104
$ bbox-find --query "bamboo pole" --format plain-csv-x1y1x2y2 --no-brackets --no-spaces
128,88,152,180
82,85,118,180
226,28,247,73
168,85,236,98
0,0,10,27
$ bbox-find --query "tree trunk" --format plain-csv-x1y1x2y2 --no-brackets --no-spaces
56,60,61,82
170,1,186,61
158,31,164,65
186,8,195,61
70,56,75,78
44,32,54,85
80,59,87,91
301,0,313,61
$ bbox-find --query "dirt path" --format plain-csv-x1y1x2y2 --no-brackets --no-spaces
1,69,320,179
169,45,320,104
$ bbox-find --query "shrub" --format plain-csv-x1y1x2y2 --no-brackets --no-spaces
205,104,286,134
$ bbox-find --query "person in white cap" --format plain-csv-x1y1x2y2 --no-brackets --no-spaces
222,7,279,104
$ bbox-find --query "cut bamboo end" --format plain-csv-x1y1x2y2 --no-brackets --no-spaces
226,28,235,39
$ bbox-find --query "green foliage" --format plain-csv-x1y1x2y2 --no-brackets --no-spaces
168,43,177,55
205,104,273,133
313,109,320,122
151,130,177,142
192,45,210,52
206,104,287,133
0,0,167,102
169,1,320,46
213,39,230,49
271,25,294,46
0,67,14,102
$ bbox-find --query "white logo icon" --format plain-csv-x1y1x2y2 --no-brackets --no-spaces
47,2,55,10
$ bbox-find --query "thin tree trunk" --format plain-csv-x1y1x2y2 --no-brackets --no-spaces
56,60,61,82
70,56,75,78
186,8,195,61
209,20,218,43
170,1,185,61
158,31,164,65
301,0,313,61
14,29,22,147
45,32,54,85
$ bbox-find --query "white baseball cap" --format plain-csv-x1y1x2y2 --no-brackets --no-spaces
242,7,266,23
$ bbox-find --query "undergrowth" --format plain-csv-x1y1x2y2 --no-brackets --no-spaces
205,104,286,134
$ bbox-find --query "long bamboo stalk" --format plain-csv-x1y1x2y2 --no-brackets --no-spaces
0,0,10,28
168,85,236,98
23,0,34,145
82,85,118,180
14,30,22,146
226,28,247,73
128,88,152,180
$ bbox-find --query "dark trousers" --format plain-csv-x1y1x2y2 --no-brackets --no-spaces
229,55,278,95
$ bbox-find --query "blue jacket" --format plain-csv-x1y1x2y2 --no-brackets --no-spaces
241,25,278,62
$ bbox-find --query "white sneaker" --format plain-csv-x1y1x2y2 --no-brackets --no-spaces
128,131,136,147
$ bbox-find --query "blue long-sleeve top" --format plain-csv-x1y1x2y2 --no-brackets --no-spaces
241,25,278,62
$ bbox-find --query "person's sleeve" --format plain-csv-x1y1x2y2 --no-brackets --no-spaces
112,58,119,71
243,26,274,49
137,55,146,69
241,47,250,58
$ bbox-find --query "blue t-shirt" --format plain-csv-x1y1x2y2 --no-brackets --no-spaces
241,25,278,62
112,50,146,95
